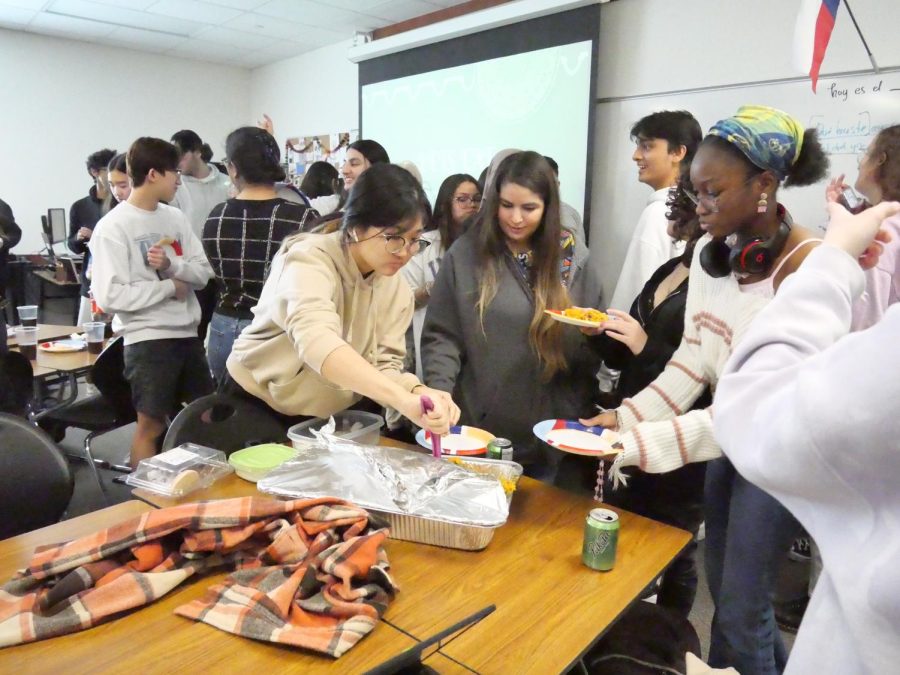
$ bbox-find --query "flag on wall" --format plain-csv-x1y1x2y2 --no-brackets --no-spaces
793,0,841,92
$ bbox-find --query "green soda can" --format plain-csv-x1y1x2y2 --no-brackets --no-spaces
487,438,513,461
582,508,619,571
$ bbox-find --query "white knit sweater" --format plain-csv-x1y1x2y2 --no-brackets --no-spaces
611,233,771,481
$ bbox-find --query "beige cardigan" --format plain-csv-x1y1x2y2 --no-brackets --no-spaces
226,231,420,417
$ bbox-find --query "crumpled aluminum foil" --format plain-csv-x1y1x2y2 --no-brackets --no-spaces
257,435,510,528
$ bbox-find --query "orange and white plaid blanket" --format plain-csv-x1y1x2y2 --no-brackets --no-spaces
0,497,394,657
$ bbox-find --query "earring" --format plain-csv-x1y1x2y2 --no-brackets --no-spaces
757,192,768,213
350,229,359,242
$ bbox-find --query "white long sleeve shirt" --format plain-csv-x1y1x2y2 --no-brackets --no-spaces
610,188,684,311
170,164,232,238
89,201,213,345
714,244,900,674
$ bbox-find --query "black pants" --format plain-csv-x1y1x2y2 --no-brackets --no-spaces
555,454,706,617
195,280,217,342
217,372,384,429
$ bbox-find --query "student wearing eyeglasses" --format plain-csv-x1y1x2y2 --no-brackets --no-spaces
223,163,459,436
421,151,602,480
402,173,480,377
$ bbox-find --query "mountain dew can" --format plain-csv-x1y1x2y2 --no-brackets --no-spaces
582,508,619,571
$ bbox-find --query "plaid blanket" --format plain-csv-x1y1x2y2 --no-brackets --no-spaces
0,497,395,657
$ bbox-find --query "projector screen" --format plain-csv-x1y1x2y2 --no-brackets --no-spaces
359,6,599,232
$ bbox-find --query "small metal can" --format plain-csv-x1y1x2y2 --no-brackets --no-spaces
582,508,619,571
487,438,513,461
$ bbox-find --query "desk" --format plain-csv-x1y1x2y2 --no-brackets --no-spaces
5,323,79,346
0,501,466,674
134,444,691,673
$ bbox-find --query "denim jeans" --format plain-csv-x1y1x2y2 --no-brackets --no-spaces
207,312,252,383
704,457,798,675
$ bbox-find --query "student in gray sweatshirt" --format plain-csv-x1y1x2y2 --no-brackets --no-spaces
91,137,214,467
421,151,603,480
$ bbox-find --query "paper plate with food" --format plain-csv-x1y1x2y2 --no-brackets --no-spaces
544,306,608,328
415,425,493,456
533,419,621,457
38,338,87,353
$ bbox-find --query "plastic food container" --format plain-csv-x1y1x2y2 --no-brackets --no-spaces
125,443,232,497
228,443,297,483
287,411,384,450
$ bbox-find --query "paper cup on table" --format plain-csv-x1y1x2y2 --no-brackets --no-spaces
17,305,38,328
15,326,38,360
83,322,105,355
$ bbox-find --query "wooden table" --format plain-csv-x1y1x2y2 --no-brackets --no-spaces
134,443,692,673
31,347,98,379
5,323,79,346
0,501,470,674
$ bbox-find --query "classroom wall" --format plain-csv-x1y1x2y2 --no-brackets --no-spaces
247,0,899,299
0,28,251,255
249,39,359,142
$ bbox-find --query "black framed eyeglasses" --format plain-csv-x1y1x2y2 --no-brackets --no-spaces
453,194,482,205
380,232,432,255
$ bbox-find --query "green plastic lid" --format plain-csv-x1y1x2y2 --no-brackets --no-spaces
229,444,296,471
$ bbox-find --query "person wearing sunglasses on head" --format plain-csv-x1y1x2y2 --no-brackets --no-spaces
402,173,480,378
222,163,459,437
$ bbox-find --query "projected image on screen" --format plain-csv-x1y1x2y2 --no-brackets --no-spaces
362,40,593,218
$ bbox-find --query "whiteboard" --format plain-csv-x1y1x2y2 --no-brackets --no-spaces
591,70,900,298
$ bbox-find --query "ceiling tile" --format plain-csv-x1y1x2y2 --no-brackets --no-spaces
192,24,274,50
146,0,242,25
30,11,114,38
0,0,53,10
367,0,438,23
315,0,394,11
255,0,384,30
105,24,183,50
198,0,267,10
223,11,309,40
0,5,36,26
77,0,157,10
47,0,202,36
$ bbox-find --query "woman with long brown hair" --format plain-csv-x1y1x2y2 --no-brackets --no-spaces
421,151,602,479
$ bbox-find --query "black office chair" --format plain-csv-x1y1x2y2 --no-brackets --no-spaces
161,393,286,456
0,413,74,539
0,350,34,417
37,337,135,502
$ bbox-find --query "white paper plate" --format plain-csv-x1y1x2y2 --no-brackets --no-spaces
533,419,621,457
415,425,493,456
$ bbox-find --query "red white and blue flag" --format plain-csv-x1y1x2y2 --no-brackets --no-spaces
794,0,841,92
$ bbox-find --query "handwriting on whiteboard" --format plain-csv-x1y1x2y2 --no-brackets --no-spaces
807,78,897,156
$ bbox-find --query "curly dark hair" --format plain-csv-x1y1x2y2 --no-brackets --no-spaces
666,169,704,262
869,124,900,201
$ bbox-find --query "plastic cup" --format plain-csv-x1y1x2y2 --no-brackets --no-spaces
17,305,38,328
15,326,38,360
83,322,105,355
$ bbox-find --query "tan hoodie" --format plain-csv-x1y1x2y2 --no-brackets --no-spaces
226,230,420,417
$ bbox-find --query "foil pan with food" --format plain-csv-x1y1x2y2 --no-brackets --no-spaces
257,440,514,528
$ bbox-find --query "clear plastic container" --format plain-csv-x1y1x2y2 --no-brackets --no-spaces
287,411,385,450
125,443,233,497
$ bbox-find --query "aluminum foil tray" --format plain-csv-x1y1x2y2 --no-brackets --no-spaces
257,440,521,549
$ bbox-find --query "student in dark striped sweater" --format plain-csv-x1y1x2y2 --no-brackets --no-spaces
583,106,829,675
202,127,315,382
